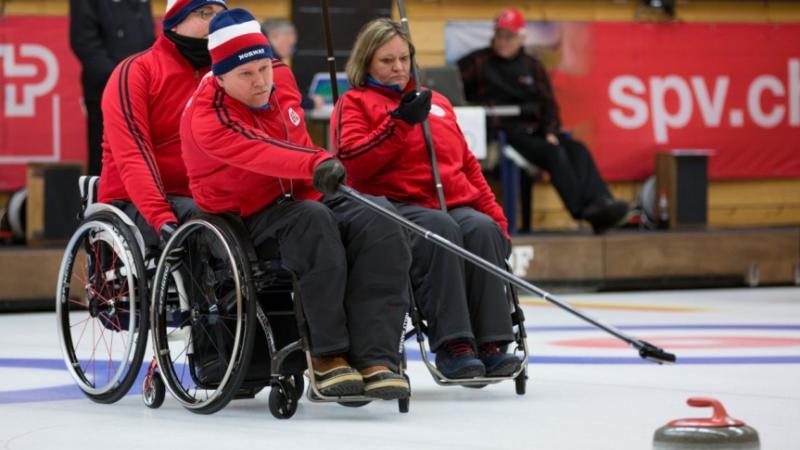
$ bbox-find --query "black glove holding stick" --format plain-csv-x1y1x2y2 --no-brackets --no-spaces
159,222,184,268
312,159,347,197
390,90,432,124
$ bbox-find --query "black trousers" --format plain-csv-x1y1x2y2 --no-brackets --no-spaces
394,203,514,352
504,127,610,219
86,99,104,176
245,196,411,371
115,195,200,254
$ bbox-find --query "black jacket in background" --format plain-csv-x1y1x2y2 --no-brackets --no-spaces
69,0,155,102
457,47,561,135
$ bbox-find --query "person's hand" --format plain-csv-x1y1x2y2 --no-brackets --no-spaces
312,159,346,197
159,222,184,269
546,133,560,146
311,95,325,110
159,222,177,247
390,90,432,124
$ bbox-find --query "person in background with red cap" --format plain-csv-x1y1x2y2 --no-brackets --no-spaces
332,18,521,381
181,8,412,400
458,7,629,234
98,0,227,252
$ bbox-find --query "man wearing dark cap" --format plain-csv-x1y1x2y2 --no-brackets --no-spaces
180,8,412,400
458,7,629,234
98,0,227,251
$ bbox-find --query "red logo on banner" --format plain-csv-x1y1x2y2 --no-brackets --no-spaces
553,23,800,180
0,17,86,190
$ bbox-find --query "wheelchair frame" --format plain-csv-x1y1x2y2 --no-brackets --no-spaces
405,274,529,394
56,176,152,403
147,214,410,418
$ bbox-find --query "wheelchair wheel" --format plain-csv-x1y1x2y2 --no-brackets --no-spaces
150,216,256,414
56,211,148,403
268,379,299,419
143,372,165,409
515,367,527,395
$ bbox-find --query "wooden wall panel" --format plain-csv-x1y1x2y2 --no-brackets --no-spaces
513,234,603,280
0,248,62,301
604,229,799,282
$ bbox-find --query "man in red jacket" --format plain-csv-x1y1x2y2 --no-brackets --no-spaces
98,0,227,250
180,8,411,400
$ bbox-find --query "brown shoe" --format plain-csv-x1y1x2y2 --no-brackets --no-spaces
359,366,410,400
311,356,364,396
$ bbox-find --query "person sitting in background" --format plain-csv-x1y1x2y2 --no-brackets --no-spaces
331,18,521,380
261,17,324,111
458,7,629,234
98,0,227,251
181,9,412,400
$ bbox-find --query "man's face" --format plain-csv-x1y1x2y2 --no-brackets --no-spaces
217,58,273,108
269,29,297,59
368,35,411,90
491,28,524,59
173,4,226,39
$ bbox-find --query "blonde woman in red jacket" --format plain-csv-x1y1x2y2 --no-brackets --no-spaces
331,18,521,380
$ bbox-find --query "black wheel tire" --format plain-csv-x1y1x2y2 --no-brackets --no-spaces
398,397,409,413
143,374,166,409
57,211,148,404
337,400,371,408
515,369,527,396
150,216,257,415
269,383,298,419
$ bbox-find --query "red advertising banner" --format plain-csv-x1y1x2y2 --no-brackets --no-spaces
0,17,86,191
553,23,800,180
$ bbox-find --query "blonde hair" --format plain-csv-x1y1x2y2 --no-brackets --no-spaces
345,18,416,88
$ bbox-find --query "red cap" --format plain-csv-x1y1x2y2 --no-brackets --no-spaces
495,8,525,33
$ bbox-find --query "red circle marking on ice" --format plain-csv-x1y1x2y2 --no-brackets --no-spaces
551,336,800,349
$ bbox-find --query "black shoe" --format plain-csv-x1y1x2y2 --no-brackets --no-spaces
361,368,409,400
478,343,521,377
435,339,486,379
312,356,364,396
582,197,630,235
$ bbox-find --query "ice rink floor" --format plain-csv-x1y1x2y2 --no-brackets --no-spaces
1,287,798,450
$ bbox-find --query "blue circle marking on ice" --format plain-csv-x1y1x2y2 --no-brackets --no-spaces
0,358,148,405
2,324,798,404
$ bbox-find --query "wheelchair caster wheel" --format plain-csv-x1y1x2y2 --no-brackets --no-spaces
398,397,409,413
337,400,371,408
290,373,305,398
269,381,298,419
143,373,165,409
515,368,527,396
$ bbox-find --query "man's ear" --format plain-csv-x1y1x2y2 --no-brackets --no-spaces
215,75,225,87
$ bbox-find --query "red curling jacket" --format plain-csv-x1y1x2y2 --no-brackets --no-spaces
180,60,331,217
331,81,509,237
98,35,201,232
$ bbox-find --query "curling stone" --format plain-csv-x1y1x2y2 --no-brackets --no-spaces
653,397,759,450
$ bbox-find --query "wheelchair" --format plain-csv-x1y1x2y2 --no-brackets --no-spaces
404,267,529,394
56,176,151,404
57,177,408,418
146,213,410,418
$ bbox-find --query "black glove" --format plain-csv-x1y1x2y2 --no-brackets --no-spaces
390,90,432,124
159,222,177,247
312,159,346,197
159,222,184,269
